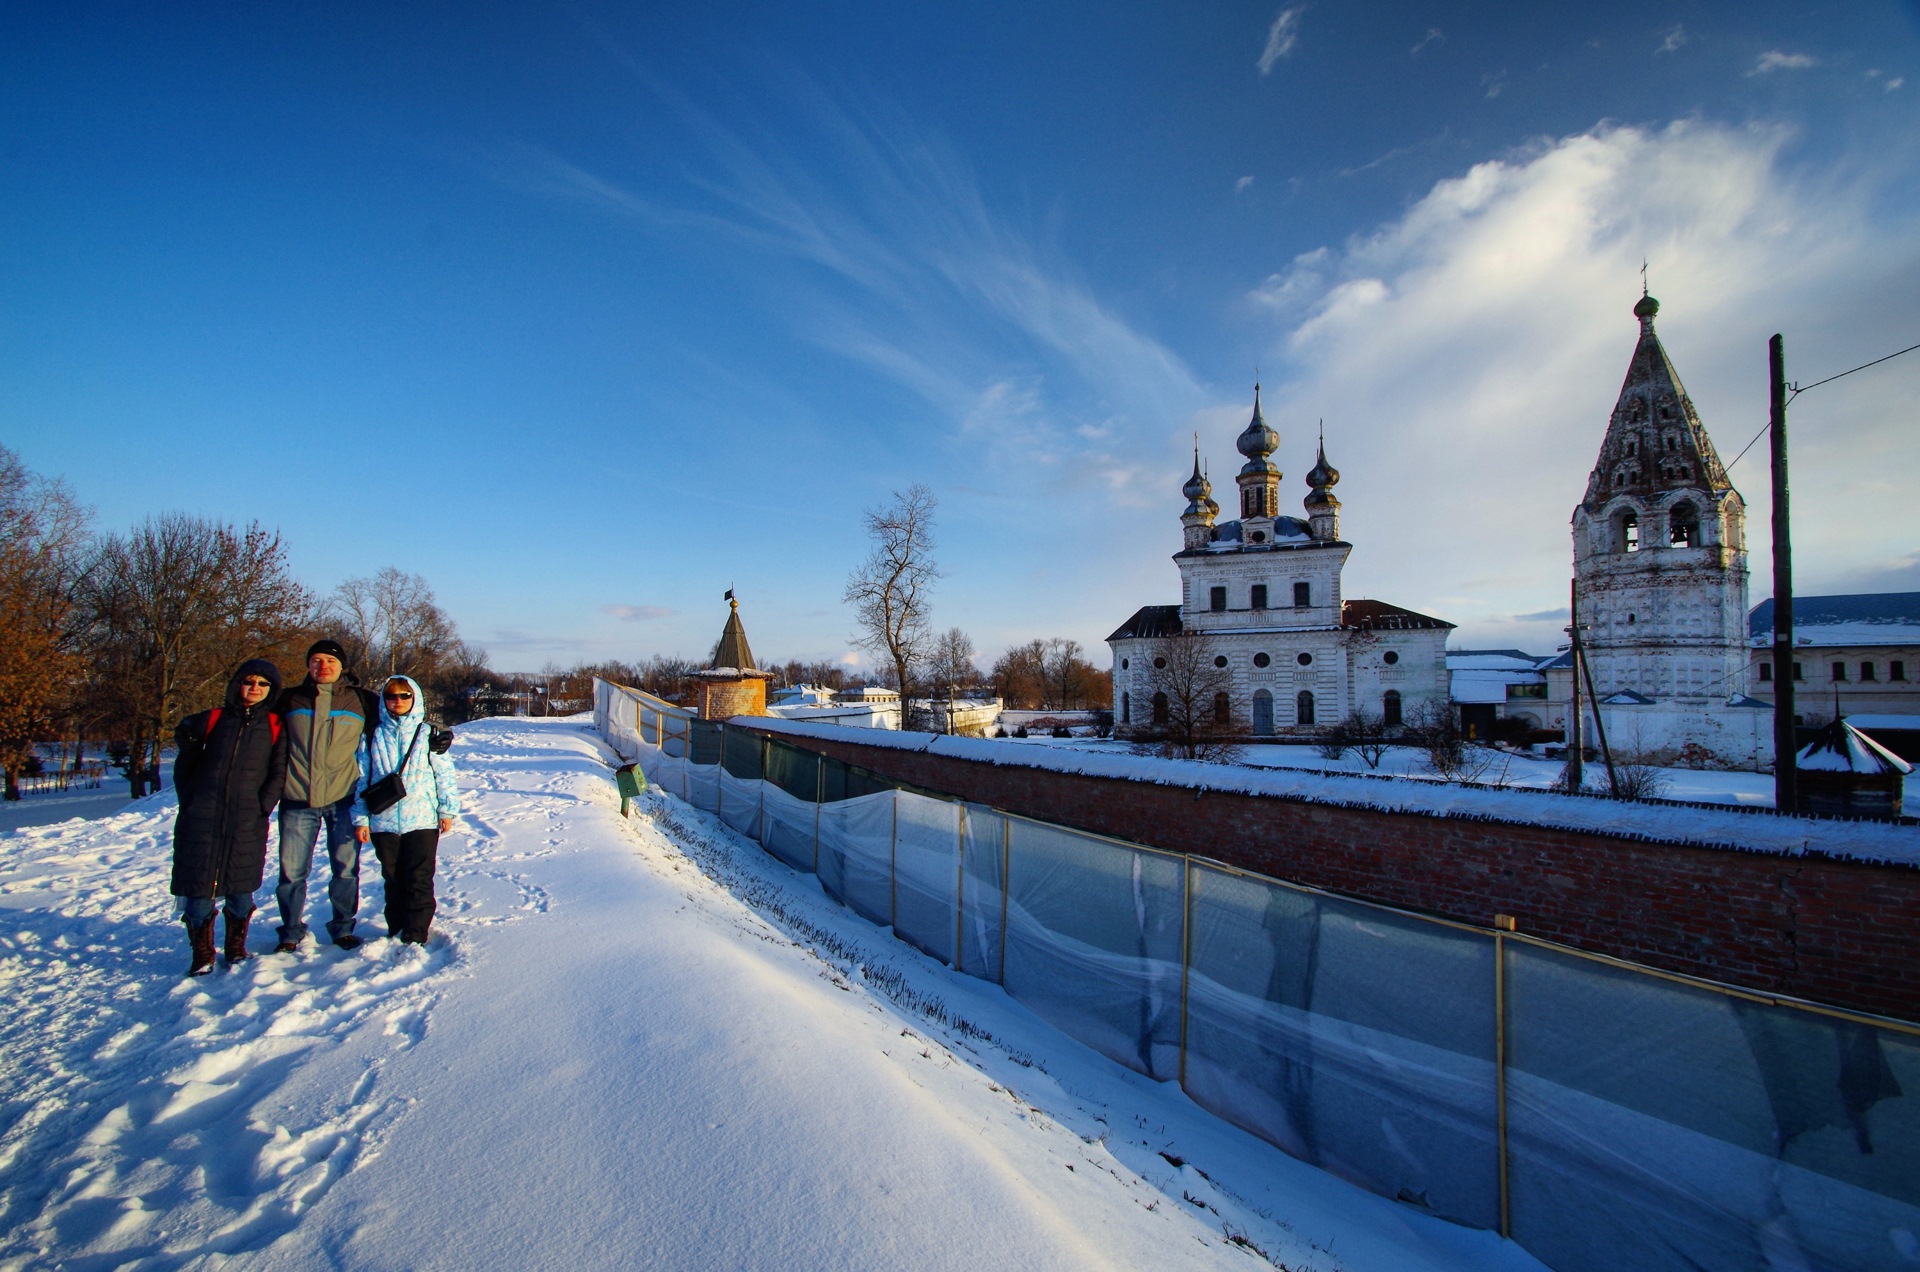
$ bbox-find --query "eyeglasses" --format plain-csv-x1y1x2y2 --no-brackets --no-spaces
384,691,415,702
240,677,274,688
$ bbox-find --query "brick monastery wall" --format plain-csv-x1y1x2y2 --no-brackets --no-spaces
734,723,1920,1023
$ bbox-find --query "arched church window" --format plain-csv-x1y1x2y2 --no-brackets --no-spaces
1296,691,1316,726
1615,511,1639,552
1214,692,1231,725
1625,438,1638,457
1121,692,1130,723
1152,691,1170,724
1383,689,1402,728
1668,501,1699,547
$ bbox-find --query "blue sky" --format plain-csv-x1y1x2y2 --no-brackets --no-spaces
6,1,1918,672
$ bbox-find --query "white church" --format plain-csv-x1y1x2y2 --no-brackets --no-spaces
1107,391,1453,738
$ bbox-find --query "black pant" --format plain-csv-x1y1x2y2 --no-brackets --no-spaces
372,829,439,941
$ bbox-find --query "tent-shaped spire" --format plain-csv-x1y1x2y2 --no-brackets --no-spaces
711,597,758,672
1580,295,1734,512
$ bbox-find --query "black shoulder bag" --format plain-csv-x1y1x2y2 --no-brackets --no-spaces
362,723,425,816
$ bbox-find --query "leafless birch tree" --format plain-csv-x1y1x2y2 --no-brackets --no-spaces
843,484,939,695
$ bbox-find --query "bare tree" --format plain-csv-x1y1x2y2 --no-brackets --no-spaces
927,627,979,695
0,446,91,799
991,638,1049,708
1042,637,1089,710
1336,707,1393,770
80,515,313,796
1130,629,1245,762
843,484,939,695
1407,700,1494,783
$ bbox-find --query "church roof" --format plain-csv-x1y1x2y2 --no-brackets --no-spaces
1107,605,1183,642
1341,599,1455,631
1581,295,1734,512
1796,717,1913,776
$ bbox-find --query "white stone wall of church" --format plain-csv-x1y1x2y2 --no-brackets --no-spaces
1581,701,1773,771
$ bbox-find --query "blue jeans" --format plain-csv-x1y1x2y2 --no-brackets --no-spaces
276,798,360,942
181,893,255,927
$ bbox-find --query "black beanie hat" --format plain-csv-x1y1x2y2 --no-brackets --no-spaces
307,639,348,664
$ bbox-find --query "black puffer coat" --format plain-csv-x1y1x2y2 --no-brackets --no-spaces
171,659,289,898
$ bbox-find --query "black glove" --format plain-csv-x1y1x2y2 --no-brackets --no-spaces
429,725,455,755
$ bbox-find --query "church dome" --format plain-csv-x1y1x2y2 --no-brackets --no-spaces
1236,387,1279,464
1634,293,1660,322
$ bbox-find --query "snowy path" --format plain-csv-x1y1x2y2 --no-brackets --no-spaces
0,718,1542,1271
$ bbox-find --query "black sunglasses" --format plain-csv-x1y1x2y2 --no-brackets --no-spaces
383,691,415,701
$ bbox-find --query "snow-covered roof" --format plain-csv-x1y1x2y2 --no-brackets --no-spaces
1342,599,1454,631
735,716,1920,866
1447,651,1544,671
1449,669,1542,704
1749,593,1920,647
1796,719,1914,776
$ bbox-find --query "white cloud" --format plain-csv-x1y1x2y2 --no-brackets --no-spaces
603,604,677,622
1250,120,1920,653
1257,8,1304,75
1889,78,1906,91
1482,70,1507,99
1235,175,1255,194
1749,51,1816,75
1656,25,1688,55
1411,29,1443,56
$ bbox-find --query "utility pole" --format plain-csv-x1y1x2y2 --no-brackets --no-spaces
1565,579,1583,793
1769,334,1796,813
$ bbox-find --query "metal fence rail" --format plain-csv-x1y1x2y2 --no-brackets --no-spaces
593,679,1920,1272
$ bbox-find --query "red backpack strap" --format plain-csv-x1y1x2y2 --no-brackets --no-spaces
204,708,222,738
270,714,282,744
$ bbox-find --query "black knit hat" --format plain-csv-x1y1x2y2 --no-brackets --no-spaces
306,639,348,664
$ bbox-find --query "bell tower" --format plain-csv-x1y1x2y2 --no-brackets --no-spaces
1571,294,1749,705
1304,424,1341,543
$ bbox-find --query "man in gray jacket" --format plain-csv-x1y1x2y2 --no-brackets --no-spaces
273,639,379,952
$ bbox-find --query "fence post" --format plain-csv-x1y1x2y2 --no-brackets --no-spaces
758,735,767,838
716,725,726,823
953,804,967,971
1495,931,1511,1239
811,753,822,873
998,815,1011,983
889,788,899,929
1179,856,1194,1089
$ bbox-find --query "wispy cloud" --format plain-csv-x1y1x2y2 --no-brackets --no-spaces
1257,8,1304,74
491,71,1209,510
1656,25,1688,55
603,604,677,622
1235,174,1255,194
1749,50,1815,75
1411,28,1443,56
1249,120,1920,651
1482,70,1507,99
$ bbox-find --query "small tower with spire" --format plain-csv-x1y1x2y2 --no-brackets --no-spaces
1235,386,1283,546
1179,440,1217,550
1304,423,1341,542
696,593,773,719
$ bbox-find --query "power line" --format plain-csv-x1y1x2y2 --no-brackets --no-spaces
1724,336,1920,472
1788,338,1920,400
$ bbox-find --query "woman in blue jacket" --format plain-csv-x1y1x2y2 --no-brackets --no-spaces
352,675,459,944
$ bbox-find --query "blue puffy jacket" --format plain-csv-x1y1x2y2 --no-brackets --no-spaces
352,675,459,835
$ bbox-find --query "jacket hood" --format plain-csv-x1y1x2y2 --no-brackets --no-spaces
377,675,429,726
224,658,284,708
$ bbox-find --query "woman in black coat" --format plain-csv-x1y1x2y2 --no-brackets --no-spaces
173,658,288,975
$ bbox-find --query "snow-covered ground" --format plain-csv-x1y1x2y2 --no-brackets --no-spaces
0,716,1544,1271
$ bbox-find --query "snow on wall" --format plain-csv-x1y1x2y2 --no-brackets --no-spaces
738,716,1920,867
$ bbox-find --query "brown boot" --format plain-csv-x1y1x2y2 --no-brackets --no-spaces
224,912,253,965
187,919,217,977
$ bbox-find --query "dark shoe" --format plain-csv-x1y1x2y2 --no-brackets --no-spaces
223,913,253,965
334,934,364,951
187,920,217,977
273,933,305,955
